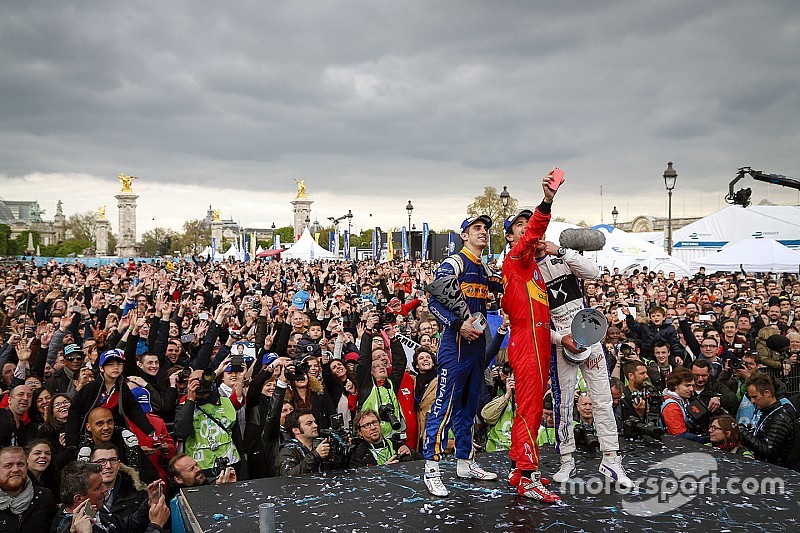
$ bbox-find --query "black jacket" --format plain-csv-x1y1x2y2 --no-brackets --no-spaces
0,409,35,447
626,315,685,362
65,378,156,450
740,401,800,469
0,483,56,533
106,468,147,518
244,379,288,479
276,438,345,476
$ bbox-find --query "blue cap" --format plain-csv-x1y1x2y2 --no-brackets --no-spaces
503,209,533,234
262,352,279,366
131,386,152,413
98,349,125,366
460,214,492,233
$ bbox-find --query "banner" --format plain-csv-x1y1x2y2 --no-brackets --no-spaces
387,231,395,260
448,231,457,256
371,228,377,258
343,230,350,260
211,237,217,261
243,234,250,262
401,226,409,259
273,234,280,250
395,333,421,371
250,232,256,260
328,232,335,253
422,223,429,260
334,229,340,257
374,227,383,260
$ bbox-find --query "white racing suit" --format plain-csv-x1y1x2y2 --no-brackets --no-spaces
537,250,620,456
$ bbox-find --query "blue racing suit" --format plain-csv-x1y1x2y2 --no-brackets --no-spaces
423,247,503,461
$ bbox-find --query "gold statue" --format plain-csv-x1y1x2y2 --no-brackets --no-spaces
118,173,138,192
294,178,308,199
212,210,221,222
97,205,106,220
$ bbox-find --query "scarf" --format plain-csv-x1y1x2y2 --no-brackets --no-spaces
0,477,35,515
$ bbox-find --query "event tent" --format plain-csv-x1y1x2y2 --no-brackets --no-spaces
281,228,337,260
670,205,800,263
590,225,691,277
690,238,800,273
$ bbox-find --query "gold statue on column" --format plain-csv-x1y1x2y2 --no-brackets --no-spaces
212,210,221,222
294,179,308,199
97,206,106,220
118,173,138,192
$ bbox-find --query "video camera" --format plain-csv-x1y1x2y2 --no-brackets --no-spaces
573,424,600,452
622,386,664,446
313,414,353,464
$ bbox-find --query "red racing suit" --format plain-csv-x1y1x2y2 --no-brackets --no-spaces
501,202,551,472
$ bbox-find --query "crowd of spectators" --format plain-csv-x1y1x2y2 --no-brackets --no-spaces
0,256,798,530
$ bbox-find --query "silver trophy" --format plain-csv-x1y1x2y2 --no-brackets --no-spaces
564,308,608,364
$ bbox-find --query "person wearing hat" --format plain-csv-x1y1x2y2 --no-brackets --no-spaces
388,296,421,318
422,209,503,497
45,343,86,396
127,384,176,482
65,349,157,466
499,171,561,502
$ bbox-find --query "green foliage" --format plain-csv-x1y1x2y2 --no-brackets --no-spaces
139,228,180,257
40,239,93,257
466,186,519,255
176,219,211,254
0,224,11,255
273,226,295,245
66,211,96,241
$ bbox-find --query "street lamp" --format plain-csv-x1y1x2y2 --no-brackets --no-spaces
612,206,619,228
663,162,678,255
271,222,275,229
406,200,414,229
152,217,159,257
500,186,510,219
346,209,353,259
305,215,310,232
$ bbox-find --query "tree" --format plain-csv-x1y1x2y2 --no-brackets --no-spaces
0,224,11,255
139,228,179,257
466,186,519,255
177,219,211,254
66,211,97,241
273,226,295,245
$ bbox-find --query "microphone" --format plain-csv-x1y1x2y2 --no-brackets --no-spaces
766,334,790,353
558,229,606,252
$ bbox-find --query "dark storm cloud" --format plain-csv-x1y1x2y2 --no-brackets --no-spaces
1,0,798,201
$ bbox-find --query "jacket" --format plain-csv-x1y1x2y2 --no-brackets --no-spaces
0,483,56,533
244,380,288,479
740,400,800,469
626,315,685,362
106,465,147,518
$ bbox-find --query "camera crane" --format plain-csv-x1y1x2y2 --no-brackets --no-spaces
726,166,800,207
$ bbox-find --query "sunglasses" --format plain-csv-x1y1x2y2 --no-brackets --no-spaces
65,355,85,362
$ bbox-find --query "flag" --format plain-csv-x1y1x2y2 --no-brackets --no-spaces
448,231,456,256
244,234,250,262
211,237,217,261
273,234,280,250
421,223,430,260
328,232,335,253
387,232,395,260
343,230,350,259
401,226,409,259
374,227,383,260
334,229,340,257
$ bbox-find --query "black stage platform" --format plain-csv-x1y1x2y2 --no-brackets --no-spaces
178,437,800,532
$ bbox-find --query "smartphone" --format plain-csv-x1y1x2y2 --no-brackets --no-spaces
198,312,209,321
180,333,195,343
72,306,83,313
83,500,96,519
548,167,565,190
230,355,244,373
157,482,163,500
698,314,712,322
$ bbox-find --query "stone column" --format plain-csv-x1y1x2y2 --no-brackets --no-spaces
95,218,111,256
115,192,139,258
210,220,223,253
291,199,313,241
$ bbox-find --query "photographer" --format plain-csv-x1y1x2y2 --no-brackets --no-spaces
718,350,759,424
690,359,739,432
740,372,800,469
620,361,656,423
661,367,709,443
572,393,601,453
480,362,515,452
356,313,407,440
350,410,422,468
173,368,242,478
277,409,347,475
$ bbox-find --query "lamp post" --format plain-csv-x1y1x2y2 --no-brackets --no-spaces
612,206,619,228
152,217,159,257
305,215,310,233
406,200,414,259
663,162,678,255
346,209,353,259
500,186,510,219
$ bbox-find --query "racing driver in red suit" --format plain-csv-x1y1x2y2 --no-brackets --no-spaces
501,172,561,503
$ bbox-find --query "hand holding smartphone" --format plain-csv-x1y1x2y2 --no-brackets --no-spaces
548,167,565,191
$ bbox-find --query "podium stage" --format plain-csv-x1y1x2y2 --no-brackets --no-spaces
177,436,800,532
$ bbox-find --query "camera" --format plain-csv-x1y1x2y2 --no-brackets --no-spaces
196,369,217,395
573,424,600,452
623,416,664,444
378,404,402,431
729,357,745,371
176,367,192,382
501,362,513,376
284,360,310,382
619,344,634,358
213,456,229,475
313,414,353,463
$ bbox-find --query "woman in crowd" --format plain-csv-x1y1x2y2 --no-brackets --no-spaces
28,386,53,433
25,438,60,495
38,393,73,469
708,414,753,457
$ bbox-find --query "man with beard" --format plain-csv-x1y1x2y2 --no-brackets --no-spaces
0,446,56,531
167,453,237,533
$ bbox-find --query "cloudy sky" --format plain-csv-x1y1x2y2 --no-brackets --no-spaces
2,1,799,238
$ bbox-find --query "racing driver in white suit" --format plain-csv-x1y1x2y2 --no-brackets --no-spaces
536,241,633,488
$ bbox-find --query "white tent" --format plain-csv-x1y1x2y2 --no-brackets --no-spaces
590,225,691,277
222,244,238,259
282,228,337,261
671,205,800,263
690,238,800,273
197,246,212,258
